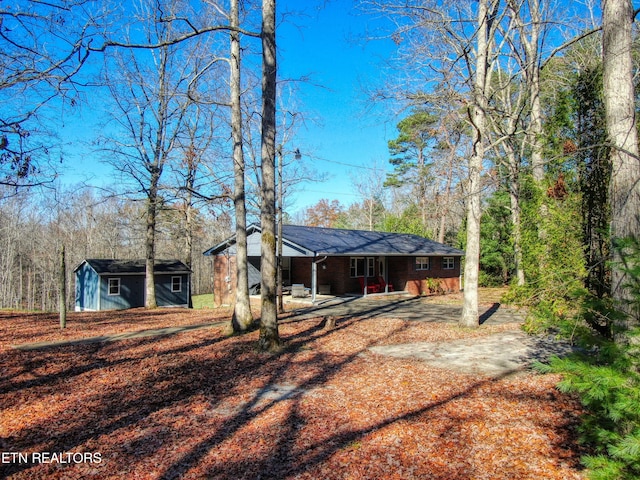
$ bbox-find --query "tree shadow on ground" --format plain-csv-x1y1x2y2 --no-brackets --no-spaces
479,302,501,324
0,315,582,479
0,308,228,348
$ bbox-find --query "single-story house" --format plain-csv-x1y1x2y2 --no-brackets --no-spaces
74,259,192,311
204,224,464,306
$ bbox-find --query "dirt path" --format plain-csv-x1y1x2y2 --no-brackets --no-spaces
12,321,226,351
370,330,576,377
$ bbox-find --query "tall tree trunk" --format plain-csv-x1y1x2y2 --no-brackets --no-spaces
230,0,254,332
525,0,550,281
437,158,454,244
145,182,158,309
184,158,195,309
460,0,494,328
602,0,640,325
184,192,193,270
59,244,66,329
277,148,284,312
509,0,546,280
145,37,172,310
506,145,525,286
258,0,280,351
510,189,525,287
524,0,544,184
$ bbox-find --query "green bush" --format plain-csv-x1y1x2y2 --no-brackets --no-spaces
539,327,640,480
537,238,640,479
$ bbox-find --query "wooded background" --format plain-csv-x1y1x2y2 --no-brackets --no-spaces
0,188,228,310
1,0,637,322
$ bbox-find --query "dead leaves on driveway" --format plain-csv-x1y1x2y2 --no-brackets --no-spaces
0,309,584,479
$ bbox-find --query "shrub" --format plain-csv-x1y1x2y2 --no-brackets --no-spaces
537,238,640,479
538,327,640,480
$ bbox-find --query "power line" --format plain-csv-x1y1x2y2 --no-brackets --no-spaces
315,157,389,172
300,188,360,197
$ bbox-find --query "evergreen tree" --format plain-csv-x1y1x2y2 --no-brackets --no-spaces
479,189,513,286
574,65,611,299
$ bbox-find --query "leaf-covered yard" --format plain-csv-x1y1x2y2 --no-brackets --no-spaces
0,304,585,479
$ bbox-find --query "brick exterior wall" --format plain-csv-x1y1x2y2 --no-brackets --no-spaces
213,255,236,306
287,255,460,296
389,256,460,295
214,254,460,300
290,257,358,294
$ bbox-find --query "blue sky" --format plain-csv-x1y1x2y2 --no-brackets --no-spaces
277,1,399,214
58,1,400,215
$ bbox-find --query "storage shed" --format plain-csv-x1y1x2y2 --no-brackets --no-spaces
74,259,191,311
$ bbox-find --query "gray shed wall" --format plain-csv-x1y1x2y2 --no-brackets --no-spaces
75,267,190,311
75,262,99,311
99,274,145,310
156,274,190,307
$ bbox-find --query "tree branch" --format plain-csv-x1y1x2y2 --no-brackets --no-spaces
91,25,260,52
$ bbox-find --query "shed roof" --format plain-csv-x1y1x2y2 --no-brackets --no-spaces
75,259,191,275
204,224,464,257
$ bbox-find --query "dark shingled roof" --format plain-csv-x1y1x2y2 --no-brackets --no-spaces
280,224,464,256
205,224,464,257
76,259,191,274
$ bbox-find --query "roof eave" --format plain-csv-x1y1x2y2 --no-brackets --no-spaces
315,251,465,257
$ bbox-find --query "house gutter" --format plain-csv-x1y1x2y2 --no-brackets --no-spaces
311,255,328,303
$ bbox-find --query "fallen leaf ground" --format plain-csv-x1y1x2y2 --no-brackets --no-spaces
0,300,585,479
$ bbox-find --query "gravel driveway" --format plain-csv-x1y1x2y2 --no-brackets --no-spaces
288,294,523,325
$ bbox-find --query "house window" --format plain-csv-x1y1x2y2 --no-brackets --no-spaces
108,278,120,296
367,257,375,277
416,257,430,270
171,276,182,292
350,257,365,277
443,257,455,269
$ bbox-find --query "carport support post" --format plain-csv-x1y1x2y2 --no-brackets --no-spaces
384,256,389,293
311,258,317,303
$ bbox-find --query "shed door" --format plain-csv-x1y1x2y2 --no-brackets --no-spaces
131,276,145,307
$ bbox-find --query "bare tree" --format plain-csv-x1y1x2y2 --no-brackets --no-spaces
258,0,280,351
460,0,501,328
504,0,555,286
116,0,260,323
361,0,503,325
351,161,387,231
99,0,212,308
0,0,103,190
173,138,209,272
511,0,545,184
432,108,467,244
59,245,66,328
230,0,254,332
602,0,640,325
488,64,528,287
